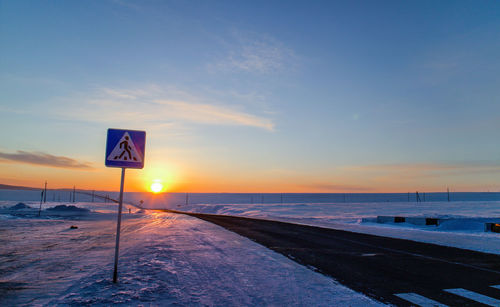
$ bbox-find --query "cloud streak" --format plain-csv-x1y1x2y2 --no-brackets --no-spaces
210,33,296,74
155,100,274,131
298,183,374,192
52,86,275,131
0,151,93,169
346,162,500,179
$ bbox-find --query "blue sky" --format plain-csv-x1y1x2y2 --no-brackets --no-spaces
1,0,500,192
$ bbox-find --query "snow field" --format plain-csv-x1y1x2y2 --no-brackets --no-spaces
5,198,500,305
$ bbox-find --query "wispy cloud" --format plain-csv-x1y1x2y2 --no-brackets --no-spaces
51,85,274,131
155,100,274,130
100,85,161,100
110,0,142,10
209,33,296,74
298,183,374,192
0,151,94,169
346,162,500,179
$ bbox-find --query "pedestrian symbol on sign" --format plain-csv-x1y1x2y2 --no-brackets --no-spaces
116,135,135,161
107,132,143,163
105,129,146,169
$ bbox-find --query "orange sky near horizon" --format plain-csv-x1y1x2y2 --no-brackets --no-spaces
2,158,499,194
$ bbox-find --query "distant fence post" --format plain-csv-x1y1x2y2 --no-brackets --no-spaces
43,181,47,203
38,190,43,216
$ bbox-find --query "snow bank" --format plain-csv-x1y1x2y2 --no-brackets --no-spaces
10,202,31,210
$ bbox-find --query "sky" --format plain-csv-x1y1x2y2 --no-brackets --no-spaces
1,0,500,193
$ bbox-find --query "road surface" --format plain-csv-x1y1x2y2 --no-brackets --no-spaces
169,211,500,306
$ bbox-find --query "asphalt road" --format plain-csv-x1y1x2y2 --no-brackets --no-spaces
169,211,500,306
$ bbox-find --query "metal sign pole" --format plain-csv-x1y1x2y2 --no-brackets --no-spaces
106,128,145,283
113,167,126,283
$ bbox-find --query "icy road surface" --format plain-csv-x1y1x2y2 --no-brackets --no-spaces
0,206,384,306
176,201,500,255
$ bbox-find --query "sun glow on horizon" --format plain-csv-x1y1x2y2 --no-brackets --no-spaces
150,181,164,193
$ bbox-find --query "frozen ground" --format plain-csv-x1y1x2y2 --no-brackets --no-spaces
0,201,384,306
4,196,500,306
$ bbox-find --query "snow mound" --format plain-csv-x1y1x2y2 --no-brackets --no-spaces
437,219,488,232
10,202,31,210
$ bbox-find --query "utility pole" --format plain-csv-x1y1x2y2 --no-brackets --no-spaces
447,187,450,202
73,186,76,202
43,181,47,203
38,190,43,216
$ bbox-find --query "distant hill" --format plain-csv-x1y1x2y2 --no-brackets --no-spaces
0,184,39,191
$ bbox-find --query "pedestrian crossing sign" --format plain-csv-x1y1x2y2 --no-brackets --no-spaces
105,128,146,169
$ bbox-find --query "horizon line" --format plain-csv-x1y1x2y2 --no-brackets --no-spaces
1,184,498,195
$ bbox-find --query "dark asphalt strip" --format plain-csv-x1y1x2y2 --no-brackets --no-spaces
163,211,500,306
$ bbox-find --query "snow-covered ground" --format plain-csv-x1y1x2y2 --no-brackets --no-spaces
0,201,384,306
4,195,500,306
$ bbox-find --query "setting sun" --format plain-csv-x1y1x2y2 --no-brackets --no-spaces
150,181,163,193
